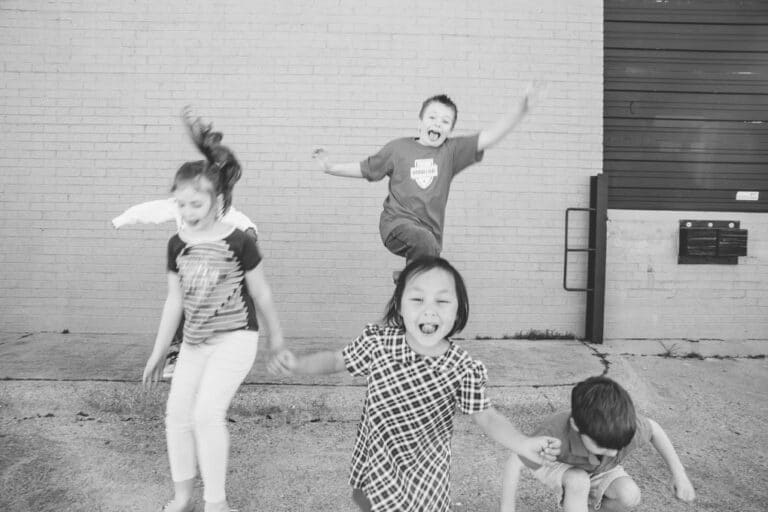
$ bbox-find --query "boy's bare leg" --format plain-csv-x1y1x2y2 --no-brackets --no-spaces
596,476,641,512
561,468,591,512
500,455,523,512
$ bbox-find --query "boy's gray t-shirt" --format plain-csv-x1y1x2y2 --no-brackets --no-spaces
360,134,484,245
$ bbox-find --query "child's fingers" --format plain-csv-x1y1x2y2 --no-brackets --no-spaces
267,351,294,375
534,436,560,462
525,81,548,106
312,148,326,159
674,479,696,501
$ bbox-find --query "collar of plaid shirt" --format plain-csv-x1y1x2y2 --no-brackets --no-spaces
390,336,460,374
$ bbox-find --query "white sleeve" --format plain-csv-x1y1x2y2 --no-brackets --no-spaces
221,206,258,233
111,198,182,229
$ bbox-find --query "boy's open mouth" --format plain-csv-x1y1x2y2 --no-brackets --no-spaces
427,130,441,141
419,323,439,335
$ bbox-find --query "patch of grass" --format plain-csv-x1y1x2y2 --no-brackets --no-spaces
230,393,340,425
502,329,576,340
82,385,165,418
660,343,680,358
474,335,494,340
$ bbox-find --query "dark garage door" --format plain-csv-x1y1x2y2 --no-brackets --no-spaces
604,0,768,212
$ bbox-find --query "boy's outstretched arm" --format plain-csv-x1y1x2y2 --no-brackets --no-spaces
649,418,696,501
313,148,363,178
473,407,561,464
477,83,544,152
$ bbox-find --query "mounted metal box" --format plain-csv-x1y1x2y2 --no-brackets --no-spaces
679,220,747,264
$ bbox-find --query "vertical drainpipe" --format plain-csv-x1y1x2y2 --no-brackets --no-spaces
586,174,608,343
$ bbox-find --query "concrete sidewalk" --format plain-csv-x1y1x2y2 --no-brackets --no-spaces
1,331,764,385
1,331,766,512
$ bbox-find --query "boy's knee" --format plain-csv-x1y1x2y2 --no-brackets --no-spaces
407,235,440,260
562,468,590,495
609,478,641,509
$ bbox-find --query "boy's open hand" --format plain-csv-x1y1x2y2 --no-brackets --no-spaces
522,81,548,112
268,349,297,376
520,436,561,465
673,474,696,501
312,148,331,172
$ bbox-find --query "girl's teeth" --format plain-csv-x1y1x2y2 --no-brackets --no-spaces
420,324,438,334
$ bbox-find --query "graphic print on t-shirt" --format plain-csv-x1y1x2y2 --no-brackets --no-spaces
410,158,438,189
177,241,249,343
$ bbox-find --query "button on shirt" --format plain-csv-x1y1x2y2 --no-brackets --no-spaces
342,324,490,512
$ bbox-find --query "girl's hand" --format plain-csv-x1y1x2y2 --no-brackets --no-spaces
142,352,165,388
520,436,561,465
312,148,331,172
673,474,695,501
267,349,297,376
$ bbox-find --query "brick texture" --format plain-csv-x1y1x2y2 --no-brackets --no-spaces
0,0,603,340
605,210,768,341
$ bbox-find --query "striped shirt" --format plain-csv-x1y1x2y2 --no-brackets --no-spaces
342,324,490,511
167,227,261,344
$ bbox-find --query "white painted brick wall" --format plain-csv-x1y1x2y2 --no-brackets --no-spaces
605,210,768,341
0,0,603,340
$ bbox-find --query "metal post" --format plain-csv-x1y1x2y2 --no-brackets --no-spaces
585,174,608,343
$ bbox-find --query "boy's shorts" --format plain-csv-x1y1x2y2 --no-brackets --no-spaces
532,462,629,511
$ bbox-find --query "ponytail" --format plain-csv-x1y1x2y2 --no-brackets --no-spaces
181,107,242,214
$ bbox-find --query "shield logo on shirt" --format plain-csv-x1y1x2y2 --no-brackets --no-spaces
410,158,438,189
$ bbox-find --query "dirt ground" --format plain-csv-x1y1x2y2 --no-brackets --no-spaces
1,335,766,512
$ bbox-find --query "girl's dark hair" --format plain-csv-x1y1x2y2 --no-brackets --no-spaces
571,376,637,450
172,108,242,214
419,94,458,129
383,256,469,338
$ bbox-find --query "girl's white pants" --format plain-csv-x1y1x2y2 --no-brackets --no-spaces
165,330,258,503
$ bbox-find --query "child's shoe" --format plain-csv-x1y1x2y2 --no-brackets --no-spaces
161,500,195,512
162,351,179,380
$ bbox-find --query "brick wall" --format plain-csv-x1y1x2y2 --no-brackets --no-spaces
0,0,603,340
605,210,768,341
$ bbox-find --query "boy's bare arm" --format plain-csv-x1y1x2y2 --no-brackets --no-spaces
313,148,363,178
500,454,525,512
477,83,545,152
648,418,696,501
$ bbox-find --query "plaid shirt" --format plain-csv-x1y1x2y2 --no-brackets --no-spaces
342,324,490,511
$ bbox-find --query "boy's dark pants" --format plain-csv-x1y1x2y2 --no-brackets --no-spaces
383,222,441,264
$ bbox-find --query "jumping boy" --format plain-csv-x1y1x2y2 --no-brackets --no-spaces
313,85,541,278
501,376,695,512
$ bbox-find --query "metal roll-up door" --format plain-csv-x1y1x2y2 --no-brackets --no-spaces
604,0,768,212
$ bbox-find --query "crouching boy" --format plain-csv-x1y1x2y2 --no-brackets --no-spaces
501,376,695,511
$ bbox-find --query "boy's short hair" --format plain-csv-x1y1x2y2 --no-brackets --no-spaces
571,376,637,450
419,94,458,129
